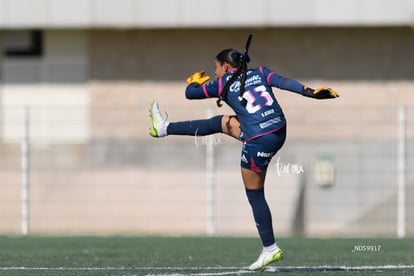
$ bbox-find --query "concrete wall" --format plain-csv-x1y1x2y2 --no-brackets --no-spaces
1,0,414,28
1,27,413,236
89,28,414,81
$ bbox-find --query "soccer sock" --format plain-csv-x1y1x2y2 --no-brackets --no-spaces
167,115,223,136
245,188,276,247
263,243,278,253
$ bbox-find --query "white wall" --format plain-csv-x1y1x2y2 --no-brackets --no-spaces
0,0,413,28
1,30,89,143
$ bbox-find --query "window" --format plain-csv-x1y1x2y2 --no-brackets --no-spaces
3,30,43,58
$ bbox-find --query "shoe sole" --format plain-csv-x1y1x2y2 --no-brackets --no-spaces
149,103,159,137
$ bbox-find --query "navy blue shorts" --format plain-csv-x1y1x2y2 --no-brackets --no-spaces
240,126,286,173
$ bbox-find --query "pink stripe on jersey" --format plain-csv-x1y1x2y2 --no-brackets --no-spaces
266,72,276,86
259,66,264,75
250,157,262,173
259,66,276,86
202,85,210,98
218,77,223,97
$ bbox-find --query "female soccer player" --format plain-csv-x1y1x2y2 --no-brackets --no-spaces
149,45,339,270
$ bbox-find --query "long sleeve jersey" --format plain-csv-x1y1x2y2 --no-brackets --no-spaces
185,66,305,141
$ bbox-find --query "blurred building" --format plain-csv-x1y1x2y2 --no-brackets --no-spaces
0,0,413,236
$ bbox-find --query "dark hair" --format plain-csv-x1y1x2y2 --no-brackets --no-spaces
216,48,242,68
215,49,249,107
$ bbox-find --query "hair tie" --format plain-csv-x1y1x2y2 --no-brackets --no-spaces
231,52,243,61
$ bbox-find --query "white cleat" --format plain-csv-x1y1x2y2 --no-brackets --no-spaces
149,101,169,137
248,248,283,271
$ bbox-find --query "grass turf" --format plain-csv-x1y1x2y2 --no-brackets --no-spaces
0,236,413,275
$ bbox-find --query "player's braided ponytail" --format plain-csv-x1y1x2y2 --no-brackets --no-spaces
237,58,248,106
216,35,253,108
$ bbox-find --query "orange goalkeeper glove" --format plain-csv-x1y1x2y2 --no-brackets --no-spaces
186,71,210,85
303,86,340,99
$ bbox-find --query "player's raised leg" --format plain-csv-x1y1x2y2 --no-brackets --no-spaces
149,102,241,138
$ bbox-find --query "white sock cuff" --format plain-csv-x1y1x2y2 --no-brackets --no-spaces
263,243,278,253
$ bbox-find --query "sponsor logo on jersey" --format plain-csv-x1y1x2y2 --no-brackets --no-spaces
259,116,281,129
229,74,263,92
257,151,274,158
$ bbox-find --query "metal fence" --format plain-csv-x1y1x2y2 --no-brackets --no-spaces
0,104,412,237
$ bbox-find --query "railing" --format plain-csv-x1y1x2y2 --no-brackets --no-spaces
0,105,411,237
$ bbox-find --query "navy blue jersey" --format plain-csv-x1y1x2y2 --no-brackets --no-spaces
186,66,305,141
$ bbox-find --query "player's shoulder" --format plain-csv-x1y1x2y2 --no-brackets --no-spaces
248,66,273,75
260,66,274,73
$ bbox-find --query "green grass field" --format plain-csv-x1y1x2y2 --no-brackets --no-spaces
0,236,413,275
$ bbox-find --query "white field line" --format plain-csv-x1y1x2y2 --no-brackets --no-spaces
145,271,253,276
1,264,414,276
266,264,414,272
0,266,241,271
